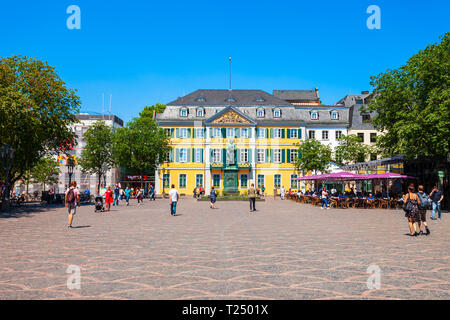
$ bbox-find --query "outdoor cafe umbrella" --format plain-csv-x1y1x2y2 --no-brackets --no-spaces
354,173,416,198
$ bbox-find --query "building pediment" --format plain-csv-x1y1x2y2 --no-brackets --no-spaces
205,106,256,125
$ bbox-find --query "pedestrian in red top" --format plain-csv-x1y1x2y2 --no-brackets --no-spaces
104,185,114,212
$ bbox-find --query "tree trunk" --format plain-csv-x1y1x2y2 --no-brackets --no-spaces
140,170,144,189
97,173,102,196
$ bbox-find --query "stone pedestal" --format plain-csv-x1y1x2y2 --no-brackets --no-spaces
223,170,239,193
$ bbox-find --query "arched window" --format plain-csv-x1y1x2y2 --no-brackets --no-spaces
331,111,339,120
180,108,188,117
310,111,319,120
257,108,265,118
273,108,281,118
196,108,204,117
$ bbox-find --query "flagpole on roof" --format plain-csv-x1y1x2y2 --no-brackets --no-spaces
229,56,232,91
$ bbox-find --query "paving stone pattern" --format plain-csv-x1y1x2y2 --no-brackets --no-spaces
0,198,448,299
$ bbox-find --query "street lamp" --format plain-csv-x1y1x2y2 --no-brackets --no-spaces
67,155,75,187
1,144,15,208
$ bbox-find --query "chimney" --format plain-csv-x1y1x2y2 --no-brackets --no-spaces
315,88,321,104
361,91,369,94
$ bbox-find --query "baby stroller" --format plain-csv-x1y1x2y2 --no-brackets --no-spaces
94,196,105,212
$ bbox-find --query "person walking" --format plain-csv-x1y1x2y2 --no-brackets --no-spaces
280,186,285,200
403,184,421,236
65,181,80,228
210,186,217,209
149,184,155,201
417,185,431,235
248,183,257,212
168,184,179,216
321,189,329,210
124,186,131,206
113,183,120,206
429,186,444,220
104,185,114,212
193,186,197,199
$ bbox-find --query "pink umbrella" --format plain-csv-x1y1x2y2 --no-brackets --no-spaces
356,173,415,180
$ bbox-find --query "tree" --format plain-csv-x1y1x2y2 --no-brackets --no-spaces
78,121,115,195
139,103,166,119
112,116,171,189
335,134,371,165
30,156,60,191
367,32,450,159
293,139,332,175
0,55,80,201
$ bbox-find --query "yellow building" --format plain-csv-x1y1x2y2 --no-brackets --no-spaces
155,89,317,196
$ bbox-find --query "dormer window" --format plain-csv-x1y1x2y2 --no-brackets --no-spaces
257,108,265,118
255,96,265,102
331,111,339,120
195,96,206,102
196,108,204,117
225,94,236,102
180,108,188,117
310,111,319,120
273,108,281,118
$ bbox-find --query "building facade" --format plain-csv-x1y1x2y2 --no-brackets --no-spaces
155,89,351,196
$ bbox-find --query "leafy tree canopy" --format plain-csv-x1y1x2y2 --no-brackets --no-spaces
30,156,60,191
112,115,171,187
0,55,80,185
367,32,450,159
293,139,332,174
335,134,372,165
78,121,115,194
139,103,166,118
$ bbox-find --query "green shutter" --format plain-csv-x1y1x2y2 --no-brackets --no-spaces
187,128,191,138
187,148,191,162
176,149,180,162
210,149,214,162
192,148,195,162
287,129,291,139
237,149,241,163
266,128,269,138
200,148,204,163
235,128,240,138
269,128,273,138
248,128,252,138
287,149,291,163
281,129,285,139
176,128,180,138
282,149,285,163
192,129,196,138
170,128,174,138
248,149,252,163
222,148,226,165
270,149,273,163
298,129,302,139
265,149,269,163
209,128,213,138
169,149,174,162
221,128,226,138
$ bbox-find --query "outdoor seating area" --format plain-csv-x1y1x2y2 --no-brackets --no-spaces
289,171,415,210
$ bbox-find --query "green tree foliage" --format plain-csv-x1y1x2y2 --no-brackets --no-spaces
30,156,60,191
335,134,371,165
293,139,332,174
139,103,166,118
78,121,115,195
367,32,450,159
0,55,80,188
112,116,171,188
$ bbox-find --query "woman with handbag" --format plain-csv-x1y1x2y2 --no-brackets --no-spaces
403,184,421,237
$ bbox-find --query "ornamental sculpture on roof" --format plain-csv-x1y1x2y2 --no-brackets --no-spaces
213,111,249,124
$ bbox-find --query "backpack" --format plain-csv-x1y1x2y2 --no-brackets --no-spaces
417,192,429,210
402,193,412,212
66,188,76,204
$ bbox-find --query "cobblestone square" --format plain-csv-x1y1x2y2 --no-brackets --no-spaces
0,198,448,299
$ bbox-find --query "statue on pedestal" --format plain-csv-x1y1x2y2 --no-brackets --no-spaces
226,139,236,166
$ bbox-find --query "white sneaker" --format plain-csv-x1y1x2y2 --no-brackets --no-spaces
321,207,324,210
327,207,330,210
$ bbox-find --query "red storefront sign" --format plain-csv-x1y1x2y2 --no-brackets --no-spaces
125,175,149,181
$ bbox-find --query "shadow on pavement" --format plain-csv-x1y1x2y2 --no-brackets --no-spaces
0,202,93,220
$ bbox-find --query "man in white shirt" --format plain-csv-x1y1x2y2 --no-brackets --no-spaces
168,184,179,216
280,186,285,200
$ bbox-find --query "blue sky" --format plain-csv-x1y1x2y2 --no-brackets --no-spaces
1,0,449,123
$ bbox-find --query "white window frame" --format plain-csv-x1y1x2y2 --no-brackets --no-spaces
180,108,188,117
194,149,202,163
257,149,265,163
290,128,298,139
257,108,265,118
331,111,339,120
336,130,343,140
290,174,298,189
257,174,265,188
240,128,249,138
274,128,282,138
309,130,315,139
322,130,329,141
274,109,281,118
274,174,281,188
179,173,187,189
290,149,298,163
196,108,204,117
311,111,318,120
273,149,282,163
227,127,235,138
180,128,188,139
195,128,204,138
213,127,221,138
257,128,266,138
240,174,248,188
213,149,221,163
179,148,188,162
240,148,248,163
